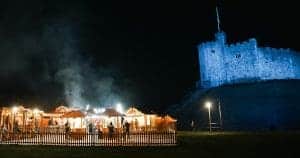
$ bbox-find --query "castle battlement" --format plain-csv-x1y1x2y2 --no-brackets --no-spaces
227,38,256,48
198,32,300,88
198,41,217,49
260,47,296,54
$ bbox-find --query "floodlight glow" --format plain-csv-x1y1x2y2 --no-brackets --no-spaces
93,108,105,114
98,108,105,113
12,106,18,114
116,103,124,113
86,104,90,111
33,108,39,114
205,102,212,109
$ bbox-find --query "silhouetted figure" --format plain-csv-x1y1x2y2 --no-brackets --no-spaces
190,120,195,131
13,121,20,134
98,127,103,139
124,121,130,138
1,125,8,140
48,118,54,126
88,122,94,134
65,121,71,140
121,116,124,126
108,122,114,138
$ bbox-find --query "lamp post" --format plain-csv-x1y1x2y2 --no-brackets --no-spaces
205,102,212,132
218,99,223,129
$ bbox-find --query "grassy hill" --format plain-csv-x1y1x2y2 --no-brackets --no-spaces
169,80,300,130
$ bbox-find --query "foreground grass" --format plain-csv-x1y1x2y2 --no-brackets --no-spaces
1,131,300,158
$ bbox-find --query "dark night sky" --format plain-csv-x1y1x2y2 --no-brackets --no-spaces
0,0,299,111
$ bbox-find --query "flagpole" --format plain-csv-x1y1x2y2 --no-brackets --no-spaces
216,7,221,32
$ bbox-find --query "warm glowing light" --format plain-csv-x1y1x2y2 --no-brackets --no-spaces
205,102,212,109
146,115,151,126
12,106,18,114
33,108,39,115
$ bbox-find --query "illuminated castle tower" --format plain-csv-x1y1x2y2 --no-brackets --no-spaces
197,8,300,88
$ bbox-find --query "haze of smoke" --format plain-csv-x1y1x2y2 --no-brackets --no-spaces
46,21,124,108
0,19,128,108
0,2,134,108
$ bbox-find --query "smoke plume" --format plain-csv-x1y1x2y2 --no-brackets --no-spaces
0,3,134,108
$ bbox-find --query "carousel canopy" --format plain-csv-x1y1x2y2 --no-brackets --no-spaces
54,106,69,113
101,108,125,117
126,107,144,116
62,111,85,118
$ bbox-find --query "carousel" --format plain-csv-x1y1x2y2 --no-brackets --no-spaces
0,105,176,134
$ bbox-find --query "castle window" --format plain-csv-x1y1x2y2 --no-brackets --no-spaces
236,54,241,59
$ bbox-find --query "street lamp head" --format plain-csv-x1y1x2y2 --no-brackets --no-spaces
33,108,39,115
205,102,212,109
12,106,18,114
116,103,124,114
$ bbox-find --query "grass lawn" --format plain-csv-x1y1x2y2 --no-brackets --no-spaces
1,131,300,158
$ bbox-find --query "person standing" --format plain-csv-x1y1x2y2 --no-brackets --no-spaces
190,120,195,131
88,122,94,134
1,125,8,141
124,121,130,139
65,121,71,141
121,117,124,126
97,127,103,139
108,122,114,138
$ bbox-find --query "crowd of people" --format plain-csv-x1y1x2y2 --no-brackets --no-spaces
98,118,131,139
63,117,132,140
1,118,133,141
0,121,22,141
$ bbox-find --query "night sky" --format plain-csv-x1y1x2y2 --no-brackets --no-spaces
0,0,299,111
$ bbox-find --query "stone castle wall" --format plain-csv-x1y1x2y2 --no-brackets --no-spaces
198,32,300,88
